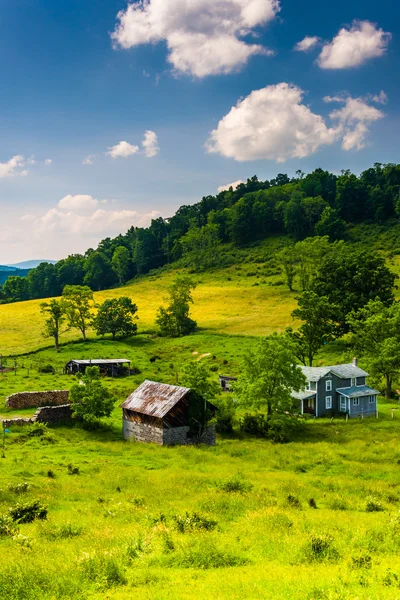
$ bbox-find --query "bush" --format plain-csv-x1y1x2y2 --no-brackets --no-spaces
214,397,236,433
9,500,47,524
366,497,384,512
239,413,269,437
239,412,299,443
173,512,217,533
38,364,55,374
8,482,30,494
26,422,52,440
305,534,338,561
0,514,19,536
219,475,253,494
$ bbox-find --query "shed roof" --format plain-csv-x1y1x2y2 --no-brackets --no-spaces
68,359,131,365
120,380,190,418
336,385,380,398
300,364,369,382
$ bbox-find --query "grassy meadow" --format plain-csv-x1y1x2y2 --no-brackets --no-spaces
1,236,400,598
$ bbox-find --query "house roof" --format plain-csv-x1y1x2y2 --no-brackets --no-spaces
336,385,380,398
68,359,131,365
120,380,190,418
292,390,317,401
300,364,369,382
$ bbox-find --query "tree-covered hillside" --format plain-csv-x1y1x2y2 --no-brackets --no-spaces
1,162,400,304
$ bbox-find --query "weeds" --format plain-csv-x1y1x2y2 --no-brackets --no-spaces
9,500,47,524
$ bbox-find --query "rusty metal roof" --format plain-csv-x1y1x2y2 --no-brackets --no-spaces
120,380,190,418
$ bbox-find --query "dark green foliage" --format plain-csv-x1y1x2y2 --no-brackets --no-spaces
287,495,301,508
219,475,253,494
8,482,30,494
173,512,217,533
214,396,236,433
9,500,48,524
305,534,337,561
84,251,115,291
314,207,346,241
240,413,269,437
38,363,55,373
62,285,94,341
366,498,384,512
69,366,115,423
156,276,197,337
67,464,80,475
111,246,131,285
312,247,397,332
93,297,138,339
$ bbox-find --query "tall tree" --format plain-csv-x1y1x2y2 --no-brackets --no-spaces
295,236,332,292
312,248,397,333
234,333,306,416
62,285,94,341
347,300,400,399
69,366,115,424
40,299,66,352
112,246,131,285
180,222,220,271
93,297,138,339
156,276,197,337
84,251,115,290
276,245,297,291
287,292,339,366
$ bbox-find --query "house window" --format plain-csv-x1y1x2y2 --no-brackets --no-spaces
326,396,332,409
351,377,356,387
353,397,360,406
306,381,310,391
326,379,332,392
369,396,375,404
310,381,317,391
340,396,347,411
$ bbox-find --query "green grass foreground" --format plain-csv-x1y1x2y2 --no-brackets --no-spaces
1,403,400,599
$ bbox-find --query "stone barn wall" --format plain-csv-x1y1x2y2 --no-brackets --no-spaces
6,390,69,409
123,420,216,446
123,420,164,445
2,404,73,429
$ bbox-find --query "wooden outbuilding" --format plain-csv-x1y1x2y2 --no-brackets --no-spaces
120,380,216,446
65,359,131,377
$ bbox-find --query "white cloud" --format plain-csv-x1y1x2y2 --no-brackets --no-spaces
327,96,384,150
44,159,53,166
207,83,386,162
20,214,35,222
318,20,391,69
294,36,320,52
217,180,245,192
207,83,337,163
58,194,100,213
106,140,139,159
111,0,280,77
82,155,94,165
372,91,388,105
0,155,26,179
142,130,160,158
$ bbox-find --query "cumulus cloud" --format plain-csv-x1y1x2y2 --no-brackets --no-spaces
57,194,101,213
142,130,160,158
207,83,386,162
294,36,320,52
44,159,52,166
217,180,245,192
0,155,27,178
318,20,391,69
106,140,140,159
111,0,280,77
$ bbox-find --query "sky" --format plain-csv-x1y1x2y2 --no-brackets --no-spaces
0,0,398,263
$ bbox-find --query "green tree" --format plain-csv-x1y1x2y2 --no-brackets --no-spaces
295,236,332,291
234,333,306,417
180,360,220,438
156,276,197,337
84,251,114,290
93,297,138,339
347,300,400,399
314,207,346,241
61,285,94,341
312,248,397,333
111,246,131,285
2,276,30,302
180,222,220,271
40,299,66,352
69,366,115,423
287,292,339,366
276,245,297,291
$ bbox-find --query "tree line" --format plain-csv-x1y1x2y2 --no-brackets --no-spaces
1,162,400,303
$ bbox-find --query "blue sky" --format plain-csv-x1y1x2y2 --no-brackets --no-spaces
0,0,398,262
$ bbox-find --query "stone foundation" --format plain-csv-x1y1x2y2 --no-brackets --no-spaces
6,390,69,409
123,420,216,446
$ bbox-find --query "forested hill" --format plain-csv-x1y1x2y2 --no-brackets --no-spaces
1,162,400,304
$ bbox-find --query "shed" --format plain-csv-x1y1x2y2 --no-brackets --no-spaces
120,380,216,446
219,375,237,392
65,359,131,377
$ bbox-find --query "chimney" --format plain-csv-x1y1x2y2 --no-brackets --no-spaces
352,357,358,367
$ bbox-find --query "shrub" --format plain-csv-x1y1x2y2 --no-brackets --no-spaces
26,422,52,440
214,397,236,433
38,364,55,374
173,512,217,533
68,464,80,475
9,500,47,524
80,554,127,588
219,475,253,494
287,495,301,509
8,482,30,494
366,497,384,512
0,514,19,536
239,413,268,437
304,534,338,562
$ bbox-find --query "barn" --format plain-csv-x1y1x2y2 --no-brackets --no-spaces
65,359,131,377
120,380,216,446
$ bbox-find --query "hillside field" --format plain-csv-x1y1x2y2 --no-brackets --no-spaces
1,240,400,599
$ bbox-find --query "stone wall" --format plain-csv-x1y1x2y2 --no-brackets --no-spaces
6,390,69,409
123,419,216,446
2,404,73,429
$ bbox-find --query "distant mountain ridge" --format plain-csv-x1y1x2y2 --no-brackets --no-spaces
5,259,57,269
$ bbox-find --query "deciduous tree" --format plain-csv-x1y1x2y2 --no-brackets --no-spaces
69,366,115,423
62,285,94,341
93,297,138,339
40,299,66,352
156,276,197,337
